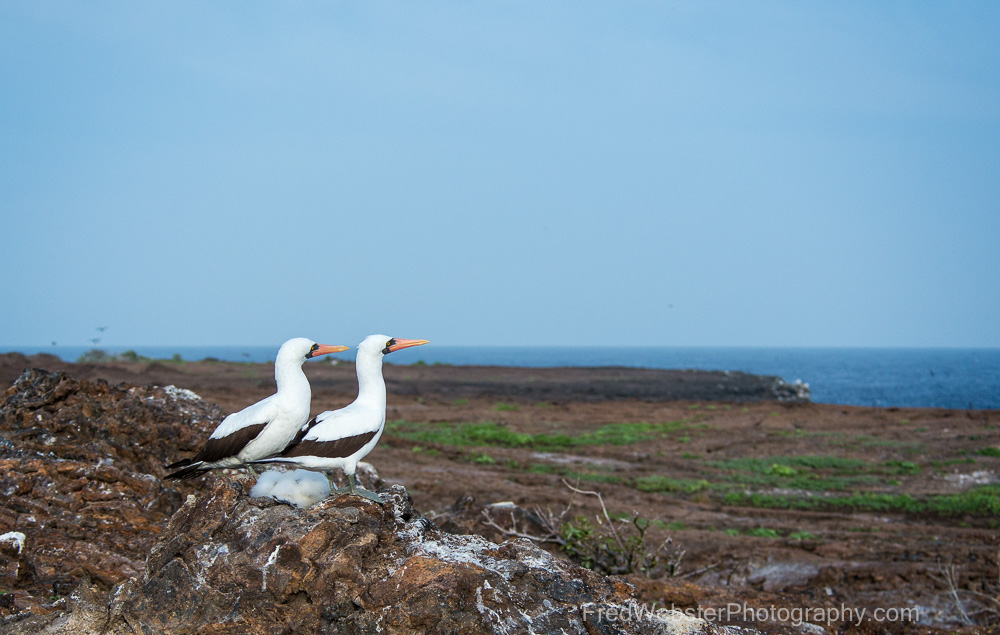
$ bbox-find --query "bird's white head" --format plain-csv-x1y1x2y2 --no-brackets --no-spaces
276,337,349,366
358,334,430,359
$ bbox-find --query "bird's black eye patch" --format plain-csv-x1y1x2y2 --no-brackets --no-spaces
306,343,320,359
382,339,396,355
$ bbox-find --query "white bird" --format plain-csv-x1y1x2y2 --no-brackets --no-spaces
251,334,429,503
165,337,349,480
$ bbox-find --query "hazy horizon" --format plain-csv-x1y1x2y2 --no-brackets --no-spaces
3,343,998,353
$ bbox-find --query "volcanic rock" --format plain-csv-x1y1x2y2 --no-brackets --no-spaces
381,366,812,404
0,367,755,634
0,368,223,616
11,479,753,634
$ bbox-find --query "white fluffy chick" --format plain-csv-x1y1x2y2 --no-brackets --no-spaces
249,469,331,508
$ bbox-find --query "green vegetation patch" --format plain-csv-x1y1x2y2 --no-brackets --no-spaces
528,463,622,484
881,460,921,475
635,476,712,494
711,455,866,472
386,421,565,448
576,420,690,445
704,455,920,492
385,419,689,449
471,452,496,465
722,527,781,538
722,485,1000,517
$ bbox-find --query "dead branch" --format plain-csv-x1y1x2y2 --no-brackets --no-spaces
560,478,686,578
931,561,973,626
561,479,628,555
479,501,573,547
677,562,719,579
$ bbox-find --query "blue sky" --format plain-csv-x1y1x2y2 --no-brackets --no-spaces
2,2,998,348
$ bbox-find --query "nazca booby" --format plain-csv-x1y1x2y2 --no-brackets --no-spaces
164,337,349,480
251,334,428,502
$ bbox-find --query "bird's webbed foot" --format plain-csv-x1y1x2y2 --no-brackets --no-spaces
344,473,384,504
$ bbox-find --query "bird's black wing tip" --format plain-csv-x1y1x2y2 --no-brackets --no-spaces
165,458,195,470
164,464,208,481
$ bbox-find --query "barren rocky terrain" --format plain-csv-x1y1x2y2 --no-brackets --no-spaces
0,353,997,633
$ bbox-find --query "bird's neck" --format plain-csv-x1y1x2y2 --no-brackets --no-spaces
274,360,310,399
355,354,387,406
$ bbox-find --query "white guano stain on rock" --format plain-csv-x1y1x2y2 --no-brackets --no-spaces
0,531,26,554
192,543,229,588
163,385,202,401
262,544,282,592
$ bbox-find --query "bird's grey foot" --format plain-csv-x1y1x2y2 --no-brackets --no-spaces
347,474,384,504
353,488,385,503
326,473,338,491
327,473,350,495
246,464,259,478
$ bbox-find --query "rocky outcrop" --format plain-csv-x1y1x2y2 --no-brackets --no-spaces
771,378,810,403
8,479,752,634
0,367,755,634
381,366,812,404
0,369,222,615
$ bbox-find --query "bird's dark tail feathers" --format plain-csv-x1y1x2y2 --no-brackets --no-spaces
165,457,195,470
164,460,209,481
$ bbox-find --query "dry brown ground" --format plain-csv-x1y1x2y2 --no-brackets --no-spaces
2,354,998,632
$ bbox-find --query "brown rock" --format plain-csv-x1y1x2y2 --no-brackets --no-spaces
96,481,748,634
0,368,224,614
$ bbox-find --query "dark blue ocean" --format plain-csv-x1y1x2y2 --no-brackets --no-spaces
4,345,999,410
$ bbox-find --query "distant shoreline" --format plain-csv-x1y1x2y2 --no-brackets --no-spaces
0,351,810,405
2,345,997,409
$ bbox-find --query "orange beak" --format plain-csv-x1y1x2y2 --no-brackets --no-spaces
387,338,429,353
307,343,350,359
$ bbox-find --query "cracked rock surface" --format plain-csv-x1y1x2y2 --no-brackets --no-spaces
19,480,749,634
0,369,221,615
